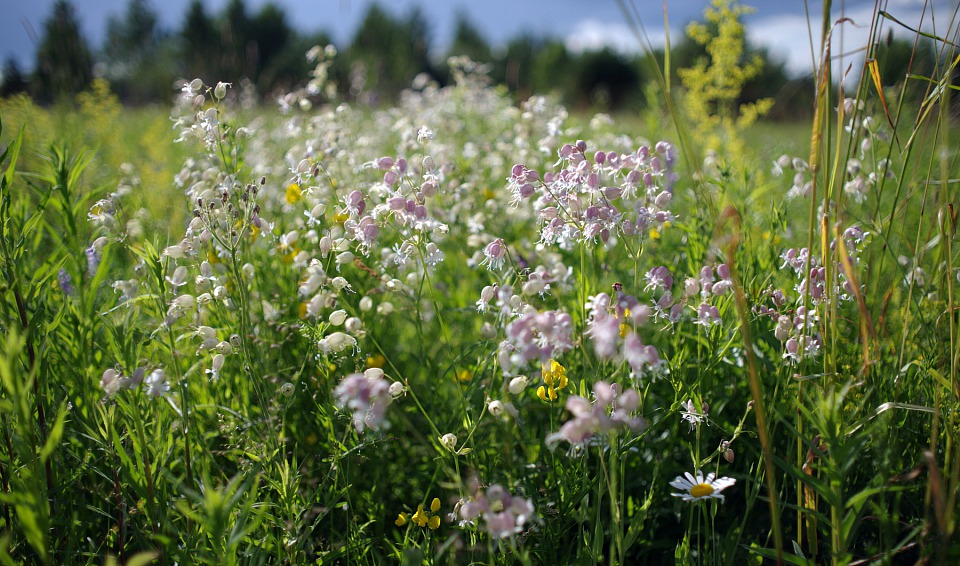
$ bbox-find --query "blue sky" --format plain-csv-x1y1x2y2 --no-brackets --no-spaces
0,0,953,78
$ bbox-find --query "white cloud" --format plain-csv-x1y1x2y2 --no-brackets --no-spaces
748,2,958,78
565,19,673,55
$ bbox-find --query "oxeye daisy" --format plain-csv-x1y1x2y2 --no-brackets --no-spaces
669,471,735,502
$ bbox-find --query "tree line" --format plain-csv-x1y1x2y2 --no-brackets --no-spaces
0,0,942,117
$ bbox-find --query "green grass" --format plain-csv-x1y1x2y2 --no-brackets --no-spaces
0,2,958,564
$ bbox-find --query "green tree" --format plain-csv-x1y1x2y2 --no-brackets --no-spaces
248,3,293,93
348,4,434,103
32,0,94,102
573,48,641,110
219,0,252,81
530,40,572,98
449,13,493,64
181,0,218,83
102,0,176,103
0,58,29,97
495,35,543,97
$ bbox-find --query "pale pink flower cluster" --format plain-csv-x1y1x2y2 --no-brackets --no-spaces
498,309,574,374
334,371,393,433
459,484,535,539
756,225,867,365
547,381,645,448
507,140,677,250
584,290,662,380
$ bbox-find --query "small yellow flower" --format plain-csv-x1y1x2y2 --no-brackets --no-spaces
334,210,350,223
619,308,632,338
402,497,443,530
285,183,303,205
538,359,568,402
537,385,557,402
366,354,386,369
412,504,428,528
456,368,472,382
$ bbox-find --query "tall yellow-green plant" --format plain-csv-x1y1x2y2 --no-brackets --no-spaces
678,0,773,161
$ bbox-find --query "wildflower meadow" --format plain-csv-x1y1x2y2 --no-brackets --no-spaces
1,0,959,564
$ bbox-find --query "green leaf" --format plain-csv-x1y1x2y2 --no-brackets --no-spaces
124,551,161,566
39,402,69,463
0,125,24,188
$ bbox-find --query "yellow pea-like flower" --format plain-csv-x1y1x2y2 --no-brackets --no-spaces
412,504,428,528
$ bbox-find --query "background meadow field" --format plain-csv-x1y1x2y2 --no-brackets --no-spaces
1,0,959,564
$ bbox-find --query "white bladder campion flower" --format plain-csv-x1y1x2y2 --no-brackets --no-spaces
144,369,170,398
669,471,735,502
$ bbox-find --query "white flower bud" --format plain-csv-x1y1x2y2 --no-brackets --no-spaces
488,399,504,417
480,322,496,339
364,368,385,380
508,376,529,395
359,296,373,312
171,294,195,310
328,309,348,326
319,235,333,257
196,326,217,340
388,381,405,398
318,331,357,354
280,382,295,397
522,278,546,295
344,317,362,333
440,433,458,452
163,244,185,258
377,302,394,316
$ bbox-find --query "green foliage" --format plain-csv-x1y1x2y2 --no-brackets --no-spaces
32,0,94,103
677,0,774,159
0,2,958,562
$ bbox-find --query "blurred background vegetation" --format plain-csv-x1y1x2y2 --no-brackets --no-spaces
0,0,947,117
0,0,948,120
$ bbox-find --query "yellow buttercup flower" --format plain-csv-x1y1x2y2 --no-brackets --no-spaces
285,183,303,205
395,513,408,527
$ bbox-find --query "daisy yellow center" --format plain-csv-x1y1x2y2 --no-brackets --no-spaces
690,483,715,498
